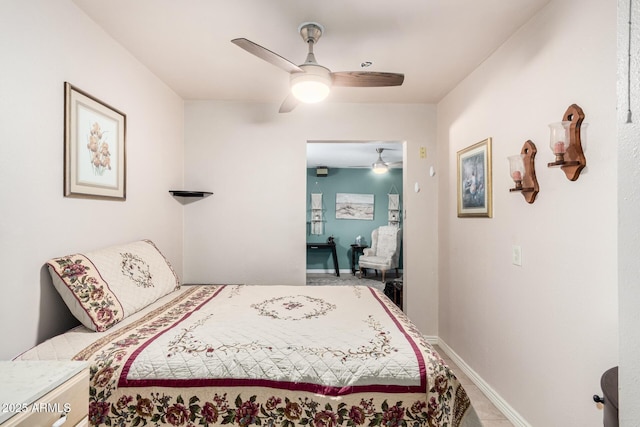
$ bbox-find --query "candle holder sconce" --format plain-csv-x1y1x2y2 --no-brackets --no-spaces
547,104,586,181
508,140,539,204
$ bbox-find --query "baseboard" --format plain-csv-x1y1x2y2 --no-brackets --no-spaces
423,335,439,345
435,338,531,427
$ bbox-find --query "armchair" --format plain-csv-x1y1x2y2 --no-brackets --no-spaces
358,226,402,281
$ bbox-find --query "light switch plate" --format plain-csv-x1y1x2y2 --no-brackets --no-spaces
512,245,522,266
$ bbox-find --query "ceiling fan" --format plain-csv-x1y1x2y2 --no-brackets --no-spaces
371,148,402,174
348,148,402,173
231,22,405,113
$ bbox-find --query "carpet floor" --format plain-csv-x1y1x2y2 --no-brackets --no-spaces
306,272,400,292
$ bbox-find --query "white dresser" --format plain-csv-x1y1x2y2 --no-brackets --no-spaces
0,361,89,427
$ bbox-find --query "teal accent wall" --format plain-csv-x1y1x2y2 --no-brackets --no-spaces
306,168,402,273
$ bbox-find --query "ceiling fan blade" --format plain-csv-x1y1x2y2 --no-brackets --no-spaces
331,71,405,87
346,163,402,168
279,93,299,113
231,38,303,74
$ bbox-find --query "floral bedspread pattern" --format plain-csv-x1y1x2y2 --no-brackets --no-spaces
50,255,124,331
71,285,479,427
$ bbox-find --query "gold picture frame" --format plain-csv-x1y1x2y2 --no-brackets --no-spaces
457,138,492,218
64,82,126,200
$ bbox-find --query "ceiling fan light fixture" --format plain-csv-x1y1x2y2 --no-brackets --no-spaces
372,160,389,174
291,78,330,103
290,65,331,103
372,148,389,174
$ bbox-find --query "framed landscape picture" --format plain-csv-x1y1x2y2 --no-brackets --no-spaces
457,138,492,218
336,193,374,220
64,82,126,200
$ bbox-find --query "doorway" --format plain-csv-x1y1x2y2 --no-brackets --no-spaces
305,140,406,288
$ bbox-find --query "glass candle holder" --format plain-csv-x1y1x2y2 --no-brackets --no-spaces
508,154,525,190
549,121,571,162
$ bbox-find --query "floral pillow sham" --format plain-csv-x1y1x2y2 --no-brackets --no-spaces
47,240,181,332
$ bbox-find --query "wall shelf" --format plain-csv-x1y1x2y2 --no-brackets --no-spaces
169,190,213,197
310,193,324,235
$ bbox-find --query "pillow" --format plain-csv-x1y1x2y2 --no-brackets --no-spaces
47,240,180,331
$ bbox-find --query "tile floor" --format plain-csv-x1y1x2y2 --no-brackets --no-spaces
432,345,515,427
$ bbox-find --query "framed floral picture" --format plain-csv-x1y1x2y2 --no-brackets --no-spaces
64,82,126,200
457,138,492,217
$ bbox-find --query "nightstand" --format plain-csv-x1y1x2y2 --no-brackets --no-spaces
384,278,403,310
0,361,89,426
350,244,368,275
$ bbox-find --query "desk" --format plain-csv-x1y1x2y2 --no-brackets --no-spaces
307,242,340,276
350,244,368,275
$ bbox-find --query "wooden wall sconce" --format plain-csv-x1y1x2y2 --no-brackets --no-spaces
547,104,586,181
508,140,539,204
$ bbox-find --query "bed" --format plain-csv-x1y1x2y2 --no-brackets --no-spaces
15,240,481,427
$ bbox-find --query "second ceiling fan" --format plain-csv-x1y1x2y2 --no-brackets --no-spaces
232,22,405,113
349,148,402,174
371,148,402,174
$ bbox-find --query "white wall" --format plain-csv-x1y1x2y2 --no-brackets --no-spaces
618,0,640,424
0,0,185,360
183,101,439,333
437,0,617,425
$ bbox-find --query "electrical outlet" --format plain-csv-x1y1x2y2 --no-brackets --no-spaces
512,245,522,266
419,147,427,158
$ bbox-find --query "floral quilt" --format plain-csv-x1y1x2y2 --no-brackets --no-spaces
59,285,479,427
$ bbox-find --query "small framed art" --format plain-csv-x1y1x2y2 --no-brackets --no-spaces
64,82,126,200
457,137,492,218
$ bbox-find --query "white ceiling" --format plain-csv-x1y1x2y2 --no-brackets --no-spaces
307,141,403,169
71,0,550,167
